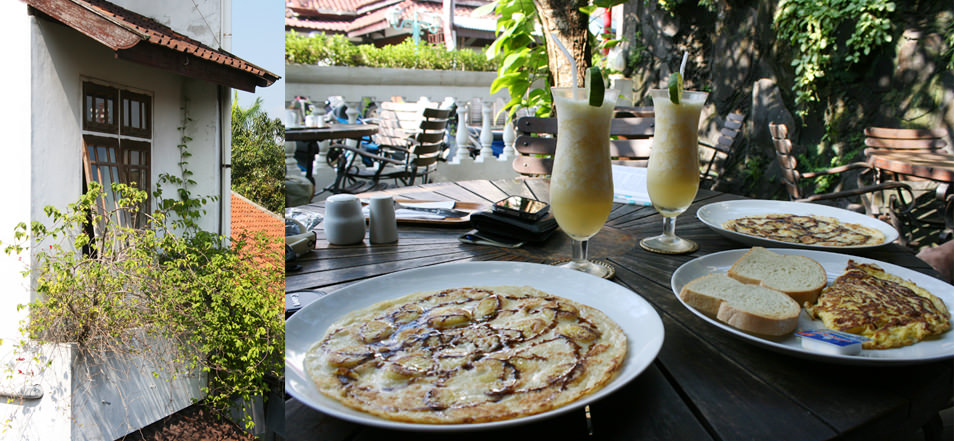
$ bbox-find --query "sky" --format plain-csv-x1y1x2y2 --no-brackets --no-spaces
231,0,285,120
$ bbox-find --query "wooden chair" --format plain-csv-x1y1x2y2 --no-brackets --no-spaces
864,126,952,246
699,112,745,190
511,116,655,176
770,122,920,245
326,107,452,193
864,127,947,153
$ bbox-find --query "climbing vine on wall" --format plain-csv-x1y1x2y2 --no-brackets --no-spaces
774,0,896,114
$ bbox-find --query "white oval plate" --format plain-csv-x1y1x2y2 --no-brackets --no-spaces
671,248,954,365
286,261,665,431
696,200,898,249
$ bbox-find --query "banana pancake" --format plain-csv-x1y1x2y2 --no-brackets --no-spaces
305,285,627,424
722,213,885,246
807,261,951,349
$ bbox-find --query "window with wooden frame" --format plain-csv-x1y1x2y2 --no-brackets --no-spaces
82,81,152,231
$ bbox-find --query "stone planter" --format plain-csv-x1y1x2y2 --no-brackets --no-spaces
0,337,205,440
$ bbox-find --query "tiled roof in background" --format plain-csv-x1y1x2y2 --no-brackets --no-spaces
231,192,284,245
286,0,495,39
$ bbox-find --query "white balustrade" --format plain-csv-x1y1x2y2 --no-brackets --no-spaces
454,103,470,163
476,102,494,163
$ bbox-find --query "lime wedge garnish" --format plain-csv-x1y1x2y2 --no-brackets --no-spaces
588,66,604,107
668,72,683,104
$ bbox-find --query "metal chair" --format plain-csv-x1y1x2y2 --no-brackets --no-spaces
327,107,452,193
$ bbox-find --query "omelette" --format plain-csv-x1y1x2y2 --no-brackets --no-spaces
807,261,951,349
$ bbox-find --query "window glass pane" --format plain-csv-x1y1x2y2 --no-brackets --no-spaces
140,103,148,130
107,98,114,124
131,102,140,128
86,96,92,122
96,146,107,163
94,98,105,124
129,150,139,164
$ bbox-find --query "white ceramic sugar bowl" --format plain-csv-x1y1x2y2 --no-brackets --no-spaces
323,194,366,245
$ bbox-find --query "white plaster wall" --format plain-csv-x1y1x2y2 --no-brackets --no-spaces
112,0,224,49
0,0,33,342
0,342,73,441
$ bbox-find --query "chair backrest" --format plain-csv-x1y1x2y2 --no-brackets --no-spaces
406,107,452,179
864,127,948,153
700,112,745,188
374,101,435,147
769,122,805,200
511,116,655,176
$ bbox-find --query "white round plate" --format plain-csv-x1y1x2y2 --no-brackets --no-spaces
671,248,954,365
286,261,665,431
696,200,898,249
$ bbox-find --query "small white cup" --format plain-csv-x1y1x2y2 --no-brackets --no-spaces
323,194,366,245
369,195,399,244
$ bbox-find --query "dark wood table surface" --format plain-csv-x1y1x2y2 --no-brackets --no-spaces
285,124,379,142
866,149,954,183
285,178,953,441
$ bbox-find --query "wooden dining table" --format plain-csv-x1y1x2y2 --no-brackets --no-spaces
865,149,954,185
285,124,380,143
286,124,380,192
285,178,953,441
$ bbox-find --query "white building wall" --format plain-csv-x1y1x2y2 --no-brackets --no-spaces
0,0,33,341
0,4,227,439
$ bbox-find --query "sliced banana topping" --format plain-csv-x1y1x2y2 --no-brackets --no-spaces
391,303,424,325
426,307,472,329
559,323,601,342
326,344,375,368
388,354,434,378
473,295,501,321
358,319,395,343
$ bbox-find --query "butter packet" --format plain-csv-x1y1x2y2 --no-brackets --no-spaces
796,329,870,355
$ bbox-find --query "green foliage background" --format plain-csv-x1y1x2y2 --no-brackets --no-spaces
285,32,497,71
231,96,285,214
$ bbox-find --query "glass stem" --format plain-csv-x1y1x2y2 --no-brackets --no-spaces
663,216,677,238
573,239,589,263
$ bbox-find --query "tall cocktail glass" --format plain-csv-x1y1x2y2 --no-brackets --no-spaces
549,87,618,277
639,88,708,254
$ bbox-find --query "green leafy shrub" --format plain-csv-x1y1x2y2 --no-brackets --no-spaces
285,31,496,71
774,0,896,114
231,96,285,214
2,109,284,430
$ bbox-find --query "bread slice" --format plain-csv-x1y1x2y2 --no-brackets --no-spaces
728,247,827,305
679,274,801,336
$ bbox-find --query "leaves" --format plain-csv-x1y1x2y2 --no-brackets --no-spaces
285,31,496,71
3,105,284,430
231,95,285,214
774,0,896,114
